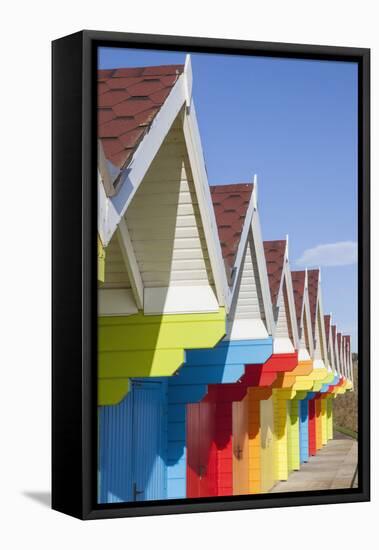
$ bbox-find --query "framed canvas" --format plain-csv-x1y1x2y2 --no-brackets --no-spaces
52,30,370,520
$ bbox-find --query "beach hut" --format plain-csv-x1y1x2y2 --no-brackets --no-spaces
97,58,231,503
168,182,275,499
262,239,301,482
290,270,315,464
184,183,276,498
305,269,332,455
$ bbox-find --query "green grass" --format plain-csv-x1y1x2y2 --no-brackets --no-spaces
334,425,358,440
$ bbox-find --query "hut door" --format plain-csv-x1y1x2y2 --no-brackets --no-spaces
232,397,249,495
186,400,216,497
132,380,166,501
98,380,166,503
260,397,275,493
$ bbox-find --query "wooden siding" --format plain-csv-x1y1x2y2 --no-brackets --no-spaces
98,380,167,503
124,120,216,293
321,398,328,445
101,231,132,290
98,234,105,283
247,394,261,493
233,237,267,324
327,397,334,440
166,337,273,499
299,399,309,463
287,399,300,471
98,308,226,405
275,283,293,343
232,397,249,495
273,391,289,481
315,398,323,450
260,396,275,492
308,399,317,456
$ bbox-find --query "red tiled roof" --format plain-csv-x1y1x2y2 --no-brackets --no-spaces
291,271,306,327
324,315,331,347
343,335,350,356
263,240,287,306
337,333,342,355
98,65,184,192
332,325,337,346
210,184,254,271
307,269,319,333
344,335,351,357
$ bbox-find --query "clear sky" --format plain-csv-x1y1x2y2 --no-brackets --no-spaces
99,47,358,351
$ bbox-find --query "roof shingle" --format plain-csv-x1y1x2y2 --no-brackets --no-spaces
263,240,286,306
307,269,319,333
210,184,253,272
98,64,184,193
291,270,306,327
324,314,331,347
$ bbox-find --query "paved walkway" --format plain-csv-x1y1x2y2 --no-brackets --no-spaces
270,434,358,493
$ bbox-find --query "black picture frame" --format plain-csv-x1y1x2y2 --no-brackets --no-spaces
52,29,370,520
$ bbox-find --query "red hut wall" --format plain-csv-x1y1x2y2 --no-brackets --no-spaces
186,398,217,498
308,399,317,456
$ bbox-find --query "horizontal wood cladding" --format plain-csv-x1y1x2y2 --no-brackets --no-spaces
321,399,328,445
326,397,334,440
98,308,226,405
98,234,105,283
273,391,290,481
233,237,267,323
275,287,290,339
287,399,300,471
124,119,216,290
101,231,131,289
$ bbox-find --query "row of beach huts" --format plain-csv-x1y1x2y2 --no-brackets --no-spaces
97,56,354,502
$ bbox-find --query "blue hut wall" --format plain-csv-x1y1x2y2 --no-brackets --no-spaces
166,338,273,499
299,391,317,464
98,379,168,503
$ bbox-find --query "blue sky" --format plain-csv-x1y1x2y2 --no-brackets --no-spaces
99,48,358,352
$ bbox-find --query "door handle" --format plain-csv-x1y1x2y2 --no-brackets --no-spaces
199,465,205,479
133,482,144,501
234,445,243,459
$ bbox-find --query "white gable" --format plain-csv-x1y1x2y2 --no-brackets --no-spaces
226,232,269,340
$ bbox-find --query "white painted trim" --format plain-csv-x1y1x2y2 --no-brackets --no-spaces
229,186,256,304
98,170,108,245
317,272,329,368
273,337,295,354
303,270,315,357
101,73,187,246
184,54,193,108
313,358,327,371
98,289,138,316
225,318,269,341
333,329,341,376
182,100,228,308
298,348,311,361
327,315,338,374
283,257,300,349
251,208,274,335
273,239,299,348
143,285,219,315
117,219,144,310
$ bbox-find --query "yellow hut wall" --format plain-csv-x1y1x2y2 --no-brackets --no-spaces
98,309,226,405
